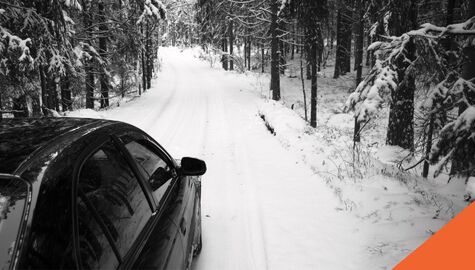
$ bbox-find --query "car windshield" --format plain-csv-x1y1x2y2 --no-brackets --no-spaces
0,177,29,269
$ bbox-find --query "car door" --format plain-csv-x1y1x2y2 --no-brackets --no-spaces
124,135,200,265
178,174,199,265
126,137,200,265
119,132,187,269
72,137,156,269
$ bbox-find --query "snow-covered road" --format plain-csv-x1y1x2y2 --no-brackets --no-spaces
98,48,366,269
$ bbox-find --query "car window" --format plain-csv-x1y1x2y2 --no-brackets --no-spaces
0,177,28,269
124,141,174,203
77,141,152,269
21,166,76,269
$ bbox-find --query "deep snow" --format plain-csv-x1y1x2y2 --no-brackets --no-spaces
67,47,466,269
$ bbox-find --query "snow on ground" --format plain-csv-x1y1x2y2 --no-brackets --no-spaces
257,99,463,268
67,47,467,269
244,51,467,268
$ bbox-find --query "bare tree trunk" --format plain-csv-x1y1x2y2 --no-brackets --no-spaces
39,65,48,109
61,76,72,111
422,117,434,178
280,39,286,75
245,38,248,70
305,41,311,79
342,6,352,74
39,65,56,110
85,66,95,109
310,41,318,128
261,45,265,73
279,20,286,75
329,26,334,52
99,1,109,108
317,33,323,72
52,78,59,112
270,0,280,101
141,24,147,92
355,23,364,83
229,20,234,71
31,94,41,117
441,0,456,58
334,5,352,78
141,47,147,92
353,2,364,143
446,0,455,26
146,23,152,90
291,23,295,60
222,29,228,70
146,37,152,89
365,35,371,67
386,0,418,150
371,18,384,68
84,4,94,109
386,42,416,150
333,10,342,78
247,38,251,70
300,52,308,122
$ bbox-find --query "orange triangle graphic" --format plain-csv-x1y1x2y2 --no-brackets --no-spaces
394,203,475,270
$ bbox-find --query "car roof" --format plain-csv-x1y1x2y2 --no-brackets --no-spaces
0,117,117,174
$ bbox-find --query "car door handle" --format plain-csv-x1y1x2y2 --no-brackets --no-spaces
180,217,186,235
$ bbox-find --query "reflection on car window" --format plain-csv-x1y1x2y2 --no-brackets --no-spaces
0,178,28,269
77,141,152,269
21,163,76,269
125,141,173,202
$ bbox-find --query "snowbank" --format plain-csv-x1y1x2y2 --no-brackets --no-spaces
256,96,463,268
258,100,308,134
64,108,105,119
375,145,411,165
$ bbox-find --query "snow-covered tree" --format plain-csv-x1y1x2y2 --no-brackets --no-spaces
0,0,166,114
0,0,81,115
347,11,475,177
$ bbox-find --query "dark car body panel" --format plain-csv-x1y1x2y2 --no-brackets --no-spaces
0,118,202,270
0,118,110,174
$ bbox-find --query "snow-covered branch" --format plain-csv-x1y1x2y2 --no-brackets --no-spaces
430,106,475,177
408,16,475,38
137,0,167,25
0,26,33,75
346,59,397,122
347,15,475,124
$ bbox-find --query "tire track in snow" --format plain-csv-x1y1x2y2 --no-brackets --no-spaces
189,64,268,270
232,116,269,270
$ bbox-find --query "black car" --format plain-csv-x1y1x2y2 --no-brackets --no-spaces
0,118,206,270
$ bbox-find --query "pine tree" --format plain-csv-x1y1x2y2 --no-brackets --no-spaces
450,0,475,176
347,0,475,178
385,0,418,150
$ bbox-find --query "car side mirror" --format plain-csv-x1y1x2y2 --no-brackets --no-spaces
150,167,171,190
180,157,207,176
